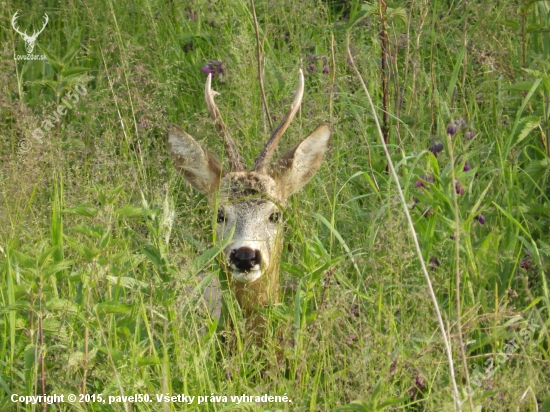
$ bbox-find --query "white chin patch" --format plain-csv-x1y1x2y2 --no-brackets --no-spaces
232,267,262,283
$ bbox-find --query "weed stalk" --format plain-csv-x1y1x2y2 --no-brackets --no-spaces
378,0,390,145
447,132,474,412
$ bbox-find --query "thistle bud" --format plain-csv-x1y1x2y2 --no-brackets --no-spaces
416,174,434,189
455,180,464,195
416,375,426,389
474,214,485,225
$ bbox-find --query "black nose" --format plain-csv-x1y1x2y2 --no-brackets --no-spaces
230,247,261,272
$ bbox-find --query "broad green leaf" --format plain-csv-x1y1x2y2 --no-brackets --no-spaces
70,224,104,238
503,80,541,92
505,78,542,155
142,245,163,269
387,7,407,25
377,397,409,409
63,204,97,218
45,298,77,313
96,302,132,314
117,205,143,218
500,19,520,30
106,275,148,289
512,116,541,148
61,66,89,77
138,356,160,367
24,345,37,370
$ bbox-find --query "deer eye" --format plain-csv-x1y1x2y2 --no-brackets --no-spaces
269,211,281,223
217,210,225,223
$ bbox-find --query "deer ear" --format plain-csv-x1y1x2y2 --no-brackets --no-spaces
270,124,331,199
167,125,225,195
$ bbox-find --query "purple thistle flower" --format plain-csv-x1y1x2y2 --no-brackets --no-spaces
202,65,216,77
408,196,419,210
429,139,444,156
447,121,459,136
416,180,426,188
429,256,440,271
463,161,471,172
201,60,224,78
474,214,485,225
309,64,317,73
520,252,532,269
323,66,330,74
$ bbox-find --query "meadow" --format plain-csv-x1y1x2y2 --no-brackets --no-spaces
1,0,550,410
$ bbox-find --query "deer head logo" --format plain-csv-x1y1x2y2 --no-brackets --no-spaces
11,12,49,54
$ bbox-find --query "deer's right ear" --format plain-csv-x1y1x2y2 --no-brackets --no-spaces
167,125,225,195
270,124,331,199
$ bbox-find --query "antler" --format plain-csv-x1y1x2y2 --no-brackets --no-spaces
205,74,245,172
11,12,27,37
32,14,49,38
253,69,304,173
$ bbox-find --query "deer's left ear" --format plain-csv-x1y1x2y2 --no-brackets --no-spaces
270,124,331,199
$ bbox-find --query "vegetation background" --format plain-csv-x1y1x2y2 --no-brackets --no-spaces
1,0,550,410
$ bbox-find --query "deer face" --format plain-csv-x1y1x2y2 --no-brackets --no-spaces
216,173,283,284
168,70,330,309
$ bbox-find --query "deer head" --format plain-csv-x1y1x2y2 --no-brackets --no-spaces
168,70,331,324
11,12,49,54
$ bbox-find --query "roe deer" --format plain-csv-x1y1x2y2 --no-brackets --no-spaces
168,70,331,332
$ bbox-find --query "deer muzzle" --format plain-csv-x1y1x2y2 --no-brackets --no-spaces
229,246,263,283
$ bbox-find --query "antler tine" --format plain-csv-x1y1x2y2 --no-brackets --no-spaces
11,12,26,37
34,14,49,37
254,69,304,173
205,73,245,172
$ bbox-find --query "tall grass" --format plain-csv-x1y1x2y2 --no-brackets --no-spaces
1,0,549,410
